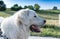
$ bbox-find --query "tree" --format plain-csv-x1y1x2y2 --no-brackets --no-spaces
0,0,6,11
18,6,22,10
53,6,57,10
27,5,34,10
14,4,18,7
34,4,40,11
11,4,19,11
11,4,22,11
24,6,28,9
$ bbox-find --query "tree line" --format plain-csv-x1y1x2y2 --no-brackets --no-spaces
11,4,40,11
0,0,58,11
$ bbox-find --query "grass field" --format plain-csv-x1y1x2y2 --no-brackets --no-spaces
0,11,10,17
37,10,59,20
46,20,58,26
0,9,59,38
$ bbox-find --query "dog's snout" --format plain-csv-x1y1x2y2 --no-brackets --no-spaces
44,20,46,23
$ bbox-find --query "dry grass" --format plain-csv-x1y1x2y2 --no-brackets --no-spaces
46,20,59,26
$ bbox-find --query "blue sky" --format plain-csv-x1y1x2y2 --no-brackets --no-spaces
3,0,60,10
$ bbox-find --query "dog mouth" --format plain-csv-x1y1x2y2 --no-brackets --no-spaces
30,24,40,33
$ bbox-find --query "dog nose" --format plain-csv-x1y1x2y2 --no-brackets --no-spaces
44,20,46,23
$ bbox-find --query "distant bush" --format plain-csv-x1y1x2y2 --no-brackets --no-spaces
53,6,57,10
24,4,40,11
34,4,40,11
11,4,22,11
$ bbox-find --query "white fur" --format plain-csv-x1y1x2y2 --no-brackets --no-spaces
0,17,4,24
0,17,4,27
1,9,45,39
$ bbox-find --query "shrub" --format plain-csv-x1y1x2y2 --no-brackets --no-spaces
53,6,57,10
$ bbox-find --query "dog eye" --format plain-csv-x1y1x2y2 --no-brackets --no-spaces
34,16,37,17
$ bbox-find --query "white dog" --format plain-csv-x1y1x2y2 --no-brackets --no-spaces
1,9,46,39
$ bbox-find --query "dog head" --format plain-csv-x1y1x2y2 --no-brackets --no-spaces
17,9,46,32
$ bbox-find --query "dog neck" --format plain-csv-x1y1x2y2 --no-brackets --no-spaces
17,24,30,39
15,20,30,39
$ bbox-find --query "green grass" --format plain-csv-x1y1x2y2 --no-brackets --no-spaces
47,10,60,13
0,10,16,17
30,25,60,38
0,11,10,17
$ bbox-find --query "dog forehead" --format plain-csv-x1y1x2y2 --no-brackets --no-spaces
29,11,37,16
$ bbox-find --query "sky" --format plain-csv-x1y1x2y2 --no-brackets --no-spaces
2,0,60,10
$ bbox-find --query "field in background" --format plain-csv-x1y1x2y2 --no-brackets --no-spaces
0,9,59,38
37,10,59,20
46,20,58,26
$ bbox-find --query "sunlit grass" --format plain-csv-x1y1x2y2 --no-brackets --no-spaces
0,12,10,17
38,13,58,20
46,20,58,26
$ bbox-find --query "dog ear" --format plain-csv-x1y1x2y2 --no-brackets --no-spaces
17,9,30,25
26,8,30,16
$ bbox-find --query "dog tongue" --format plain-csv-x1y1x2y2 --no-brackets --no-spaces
31,24,40,32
